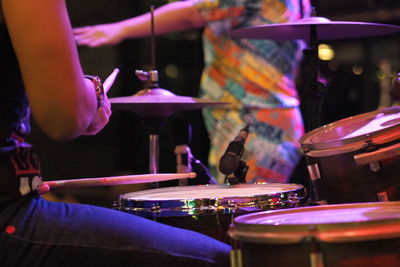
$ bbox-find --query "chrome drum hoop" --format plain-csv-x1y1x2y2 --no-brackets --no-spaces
115,183,306,217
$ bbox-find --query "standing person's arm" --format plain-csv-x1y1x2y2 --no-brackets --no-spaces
73,1,206,48
3,0,111,140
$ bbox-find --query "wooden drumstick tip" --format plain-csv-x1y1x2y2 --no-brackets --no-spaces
103,68,120,94
37,183,50,195
188,172,197,179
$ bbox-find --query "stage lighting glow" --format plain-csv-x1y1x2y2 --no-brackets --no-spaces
165,64,179,78
352,65,363,75
318,44,335,61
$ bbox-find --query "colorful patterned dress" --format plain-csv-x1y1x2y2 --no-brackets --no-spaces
194,0,308,183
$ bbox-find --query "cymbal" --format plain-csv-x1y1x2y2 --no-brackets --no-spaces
230,16,400,41
110,88,228,117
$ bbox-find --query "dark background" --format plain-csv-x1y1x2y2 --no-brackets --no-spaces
29,0,400,206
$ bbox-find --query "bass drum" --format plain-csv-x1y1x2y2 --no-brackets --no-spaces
300,106,400,204
114,183,306,243
229,202,400,267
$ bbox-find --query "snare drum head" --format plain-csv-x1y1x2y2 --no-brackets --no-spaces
230,202,400,244
116,183,305,217
300,106,400,153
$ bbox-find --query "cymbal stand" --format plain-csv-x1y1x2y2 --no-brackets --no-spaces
298,7,327,132
297,7,328,204
138,6,164,186
135,70,165,177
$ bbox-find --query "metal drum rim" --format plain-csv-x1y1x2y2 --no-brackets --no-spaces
116,183,306,216
119,183,304,200
229,201,400,244
300,106,400,155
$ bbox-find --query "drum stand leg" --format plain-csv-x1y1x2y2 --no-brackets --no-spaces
230,246,243,267
297,18,328,205
310,236,325,267
149,133,159,174
298,27,327,133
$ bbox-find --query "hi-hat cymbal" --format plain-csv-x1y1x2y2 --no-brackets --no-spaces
110,88,228,117
230,16,400,41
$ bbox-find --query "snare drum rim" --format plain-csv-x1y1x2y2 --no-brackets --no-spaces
116,183,306,217
229,201,400,244
300,107,400,156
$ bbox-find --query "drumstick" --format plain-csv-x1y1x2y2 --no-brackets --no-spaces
103,68,120,94
38,172,197,194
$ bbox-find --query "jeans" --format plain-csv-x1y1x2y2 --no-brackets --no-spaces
0,194,231,267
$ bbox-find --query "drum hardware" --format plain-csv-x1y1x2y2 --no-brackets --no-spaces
229,202,400,267
110,78,228,180
109,7,228,181
175,144,191,186
354,128,400,175
391,73,400,101
306,162,327,205
229,16,400,41
307,163,321,181
115,183,306,243
300,106,400,204
354,142,400,168
377,191,390,202
172,118,218,186
230,249,242,267
301,145,327,205
309,235,324,267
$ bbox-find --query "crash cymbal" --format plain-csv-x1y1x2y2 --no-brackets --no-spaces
230,16,400,41
110,88,228,117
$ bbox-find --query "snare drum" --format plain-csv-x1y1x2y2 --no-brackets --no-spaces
115,183,305,243
229,202,400,267
300,106,400,204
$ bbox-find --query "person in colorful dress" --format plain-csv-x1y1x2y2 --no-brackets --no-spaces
74,0,311,184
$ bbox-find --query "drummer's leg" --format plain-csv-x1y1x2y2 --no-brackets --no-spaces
0,195,231,267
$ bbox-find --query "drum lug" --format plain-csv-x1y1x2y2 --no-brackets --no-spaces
354,142,400,167
227,200,238,210
369,161,381,172
377,191,390,202
307,163,321,180
150,204,161,214
113,199,121,210
307,163,328,205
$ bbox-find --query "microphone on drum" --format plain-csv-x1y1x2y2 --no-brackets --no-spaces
391,73,400,101
219,125,250,184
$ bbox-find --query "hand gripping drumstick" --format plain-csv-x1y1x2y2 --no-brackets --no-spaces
103,68,120,94
37,172,197,195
